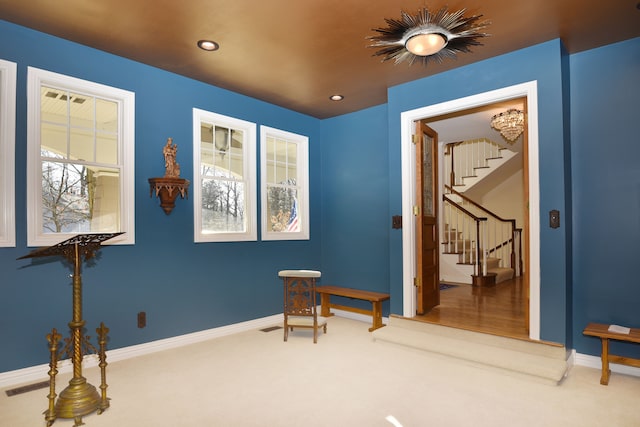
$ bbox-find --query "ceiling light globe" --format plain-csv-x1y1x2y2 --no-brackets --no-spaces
405,33,446,56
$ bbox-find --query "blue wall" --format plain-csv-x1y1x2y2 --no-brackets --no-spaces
319,104,391,312
1,15,638,373
0,20,322,371
570,38,640,358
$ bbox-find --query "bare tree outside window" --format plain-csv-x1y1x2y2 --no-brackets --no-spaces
201,167,246,232
41,154,94,233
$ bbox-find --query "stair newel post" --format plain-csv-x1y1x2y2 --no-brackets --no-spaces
518,229,523,276
482,219,488,278
447,142,456,187
475,219,482,276
509,220,516,271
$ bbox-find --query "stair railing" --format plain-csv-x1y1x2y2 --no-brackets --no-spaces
444,138,505,188
442,195,487,277
443,185,521,276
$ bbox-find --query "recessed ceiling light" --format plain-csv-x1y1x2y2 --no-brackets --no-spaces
197,40,219,51
329,94,344,101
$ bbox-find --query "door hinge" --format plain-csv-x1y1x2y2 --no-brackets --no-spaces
413,205,419,216
411,134,418,144
413,277,421,287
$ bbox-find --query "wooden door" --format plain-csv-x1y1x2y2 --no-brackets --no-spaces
415,121,439,314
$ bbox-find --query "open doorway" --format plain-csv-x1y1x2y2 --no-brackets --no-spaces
399,82,541,341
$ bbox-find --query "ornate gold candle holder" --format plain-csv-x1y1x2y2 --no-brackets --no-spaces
19,232,122,426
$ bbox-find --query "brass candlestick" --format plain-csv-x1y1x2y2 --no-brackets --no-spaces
19,232,123,426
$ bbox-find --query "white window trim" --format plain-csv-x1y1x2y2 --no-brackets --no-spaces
0,59,16,247
26,67,135,246
193,108,257,242
260,126,309,241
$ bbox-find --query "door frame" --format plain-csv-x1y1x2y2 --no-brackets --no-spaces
399,81,541,340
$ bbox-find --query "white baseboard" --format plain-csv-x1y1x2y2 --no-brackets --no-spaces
328,307,388,326
572,350,640,377
0,314,282,389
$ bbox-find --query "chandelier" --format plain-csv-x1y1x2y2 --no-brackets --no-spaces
490,109,525,142
367,6,490,65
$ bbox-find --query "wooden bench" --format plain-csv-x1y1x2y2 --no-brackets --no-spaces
583,322,640,385
315,285,389,332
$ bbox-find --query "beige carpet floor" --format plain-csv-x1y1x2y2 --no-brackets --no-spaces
1,316,639,427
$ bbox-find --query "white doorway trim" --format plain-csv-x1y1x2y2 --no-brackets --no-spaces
399,81,540,340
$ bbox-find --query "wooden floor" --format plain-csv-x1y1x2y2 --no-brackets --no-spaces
413,276,529,340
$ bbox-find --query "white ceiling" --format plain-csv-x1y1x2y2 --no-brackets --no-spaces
426,98,525,152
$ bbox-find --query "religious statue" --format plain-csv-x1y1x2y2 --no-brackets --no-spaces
150,137,189,214
163,138,180,178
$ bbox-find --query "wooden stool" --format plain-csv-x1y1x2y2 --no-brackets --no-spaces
278,270,328,343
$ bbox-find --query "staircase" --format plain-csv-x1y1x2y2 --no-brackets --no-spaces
445,138,517,193
441,138,520,285
373,316,570,384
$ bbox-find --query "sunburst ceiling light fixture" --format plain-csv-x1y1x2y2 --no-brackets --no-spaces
367,6,490,65
490,109,525,142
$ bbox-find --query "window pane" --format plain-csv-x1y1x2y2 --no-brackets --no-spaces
287,141,297,164
287,164,297,183
214,143,227,170
266,187,298,232
41,161,120,234
90,167,121,232
214,126,229,160
69,92,92,128
230,150,243,177
275,162,287,184
70,127,94,162
201,178,245,233
41,86,67,125
96,98,118,132
96,133,117,164
200,123,214,168
41,122,68,158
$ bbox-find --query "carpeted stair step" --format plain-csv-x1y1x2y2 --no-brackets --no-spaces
372,316,569,384
485,258,514,283
488,266,514,283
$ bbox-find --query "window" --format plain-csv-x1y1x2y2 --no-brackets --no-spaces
27,67,135,246
193,108,257,242
260,126,309,241
0,59,16,247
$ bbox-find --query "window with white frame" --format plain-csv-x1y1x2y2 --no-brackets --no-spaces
27,67,135,246
193,108,257,242
260,126,309,241
0,59,16,247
